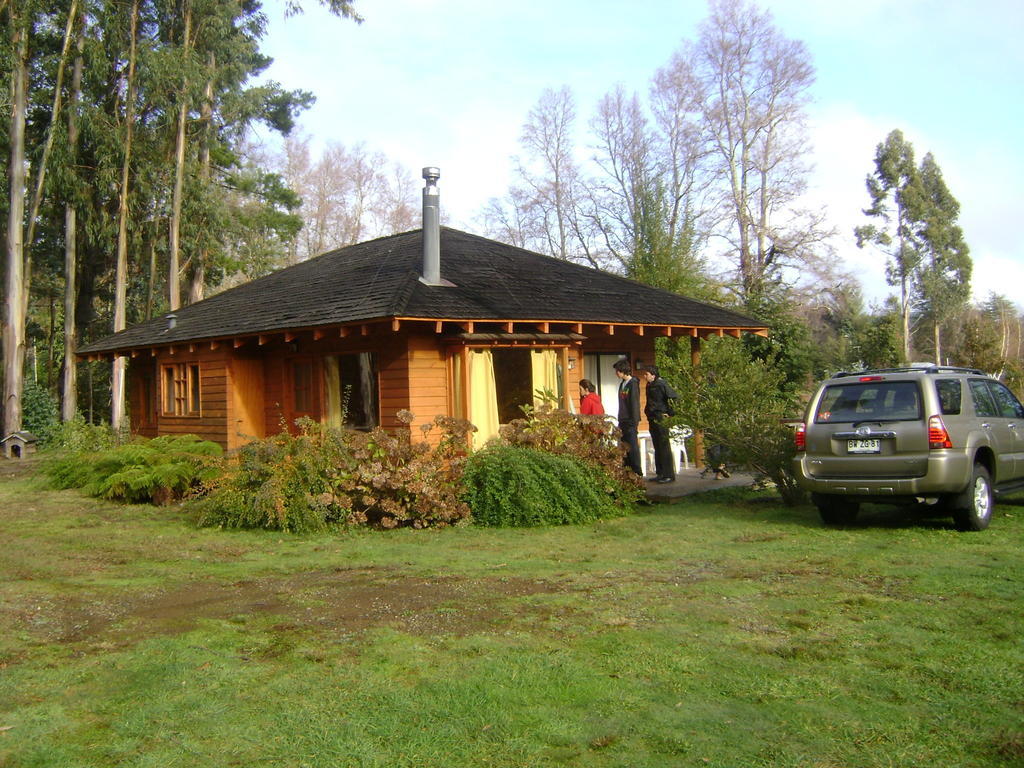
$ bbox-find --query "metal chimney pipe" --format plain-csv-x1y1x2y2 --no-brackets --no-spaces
421,167,442,286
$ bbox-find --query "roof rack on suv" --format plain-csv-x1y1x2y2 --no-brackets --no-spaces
831,365,986,378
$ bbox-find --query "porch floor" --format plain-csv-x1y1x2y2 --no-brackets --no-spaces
643,466,754,502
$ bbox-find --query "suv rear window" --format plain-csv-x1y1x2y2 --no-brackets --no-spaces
815,381,921,423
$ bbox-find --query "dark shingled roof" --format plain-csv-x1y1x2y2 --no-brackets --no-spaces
80,227,764,354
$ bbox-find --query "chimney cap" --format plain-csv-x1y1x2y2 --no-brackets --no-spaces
422,167,440,184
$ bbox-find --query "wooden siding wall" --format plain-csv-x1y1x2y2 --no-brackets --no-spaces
127,348,230,447
125,323,674,451
401,333,449,433
262,353,286,437
566,347,582,413
377,335,412,432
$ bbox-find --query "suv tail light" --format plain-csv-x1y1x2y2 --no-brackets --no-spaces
794,422,806,451
928,415,952,449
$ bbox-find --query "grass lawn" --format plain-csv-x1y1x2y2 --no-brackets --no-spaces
1,460,1022,767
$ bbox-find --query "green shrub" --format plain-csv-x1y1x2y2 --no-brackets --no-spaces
499,406,644,499
463,445,634,527
189,414,474,533
22,380,59,442
44,434,223,504
660,336,806,505
43,416,119,453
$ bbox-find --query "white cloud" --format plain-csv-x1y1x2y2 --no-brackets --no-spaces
804,104,894,304
805,103,1023,308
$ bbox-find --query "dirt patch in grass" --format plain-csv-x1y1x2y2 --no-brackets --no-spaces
7,568,563,652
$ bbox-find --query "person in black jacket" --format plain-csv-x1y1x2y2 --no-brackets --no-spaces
613,359,643,476
641,365,677,483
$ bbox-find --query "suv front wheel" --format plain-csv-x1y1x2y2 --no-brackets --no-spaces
949,464,993,532
812,493,859,526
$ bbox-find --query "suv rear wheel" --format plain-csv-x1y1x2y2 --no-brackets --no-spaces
812,493,859,526
950,464,993,532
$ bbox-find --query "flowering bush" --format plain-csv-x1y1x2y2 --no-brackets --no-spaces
189,414,474,533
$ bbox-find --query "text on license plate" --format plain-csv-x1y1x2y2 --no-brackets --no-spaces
848,439,880,454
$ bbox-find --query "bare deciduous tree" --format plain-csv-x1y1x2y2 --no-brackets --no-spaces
694,0,830,301
279,136,418,262
481,87,603,268
589,85,655,271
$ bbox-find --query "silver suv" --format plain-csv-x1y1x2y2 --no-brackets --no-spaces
793,366,1024,530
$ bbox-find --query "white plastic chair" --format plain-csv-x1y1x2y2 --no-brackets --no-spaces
638,430,654,476
670,425,693,471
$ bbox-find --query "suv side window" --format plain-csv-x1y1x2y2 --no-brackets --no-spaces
969,380,999,418
988,381,1024,419
935,379,962,415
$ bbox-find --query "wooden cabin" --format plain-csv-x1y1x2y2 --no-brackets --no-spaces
79,172,766,451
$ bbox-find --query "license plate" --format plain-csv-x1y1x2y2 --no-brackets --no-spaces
848,439,881,454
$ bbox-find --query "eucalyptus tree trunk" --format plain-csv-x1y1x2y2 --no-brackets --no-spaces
898,235,912,363
145,225,157,320
3,11,29,437
62,13,86,422
168,2,193,312
26,0,79,248
187,51,215,305
111,0,140,433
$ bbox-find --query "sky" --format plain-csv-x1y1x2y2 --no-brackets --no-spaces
254,0,1024,308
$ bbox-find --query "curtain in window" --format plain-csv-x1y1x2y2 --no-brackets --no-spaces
451,351,465,419
323,356,343,428
469,349,500,450
531,349,560,408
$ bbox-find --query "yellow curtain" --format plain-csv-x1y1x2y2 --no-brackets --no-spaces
323,356,343,428
469,349,500,450
451,351,464,419
531,349,560,408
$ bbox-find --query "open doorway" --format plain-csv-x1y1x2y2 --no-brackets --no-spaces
492,349,533,423
583,352,629,415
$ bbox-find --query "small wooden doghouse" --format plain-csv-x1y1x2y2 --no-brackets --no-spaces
79,170,767,452
2,431,39,459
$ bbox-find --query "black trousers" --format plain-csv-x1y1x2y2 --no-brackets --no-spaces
650,417,675,480
620,422,642,476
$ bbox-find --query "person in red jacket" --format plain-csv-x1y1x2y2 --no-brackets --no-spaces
579,379,604,415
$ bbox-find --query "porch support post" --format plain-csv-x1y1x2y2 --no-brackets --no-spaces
691,334,704,467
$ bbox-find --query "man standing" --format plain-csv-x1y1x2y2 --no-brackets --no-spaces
613,359,642,476
641,365,677,484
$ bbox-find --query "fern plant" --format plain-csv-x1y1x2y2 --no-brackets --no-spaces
44,435,223,504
